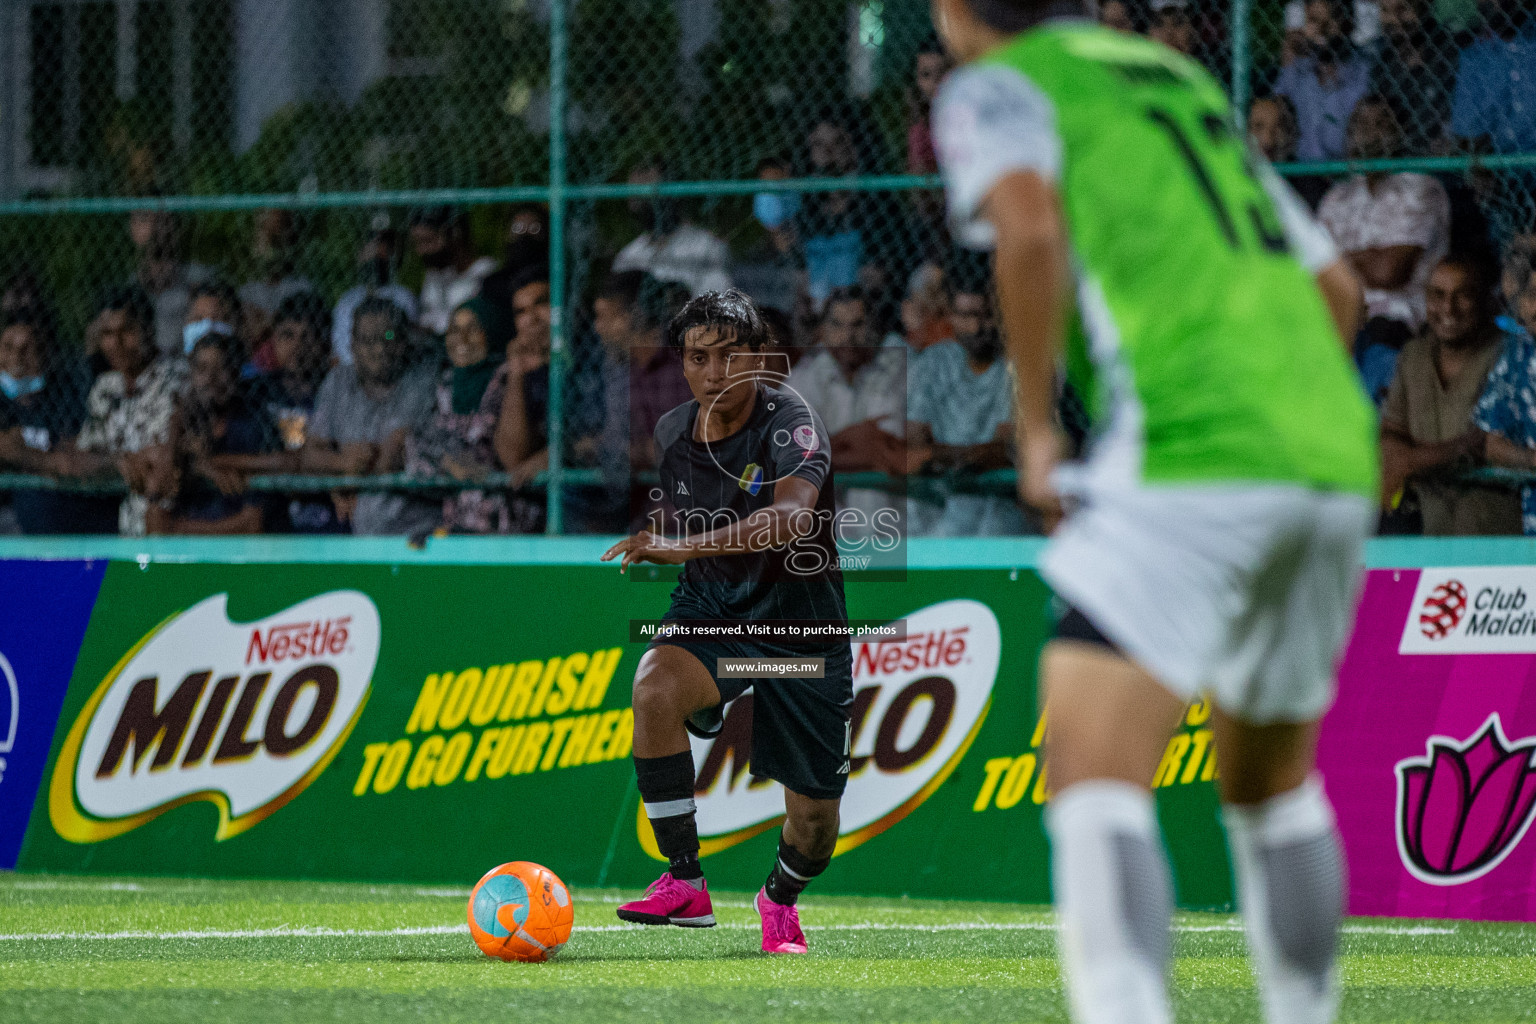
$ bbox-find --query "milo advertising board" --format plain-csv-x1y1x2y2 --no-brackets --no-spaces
18,558,1234,909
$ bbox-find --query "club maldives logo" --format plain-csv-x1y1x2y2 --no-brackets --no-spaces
1419,580,1468,640
49,591,380,844
0,650,17,785
1400,568,1536,654
639,599,999,860
1395,714,1536,885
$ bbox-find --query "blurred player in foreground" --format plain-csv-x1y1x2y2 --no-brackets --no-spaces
931,1,1377,1022
601,290,851,954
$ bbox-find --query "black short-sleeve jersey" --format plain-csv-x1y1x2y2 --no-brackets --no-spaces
654,383,847,629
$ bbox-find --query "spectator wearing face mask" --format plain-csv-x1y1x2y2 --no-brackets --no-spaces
0,309,114,533
612,157,732,296
410,206,498,337
733,155,804,318
332,218,419,365
1275,0,1373,161
906,271,1026,537
181,279,242,372
794,114,905,311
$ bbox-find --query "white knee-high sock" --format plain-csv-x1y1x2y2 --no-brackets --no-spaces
1046,780,1174,1024
1223,777,1344,1024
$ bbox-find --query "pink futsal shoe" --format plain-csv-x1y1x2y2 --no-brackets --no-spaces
615,872,716,927
755,887,809,954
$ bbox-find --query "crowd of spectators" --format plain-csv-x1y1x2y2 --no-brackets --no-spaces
2,3,1536,539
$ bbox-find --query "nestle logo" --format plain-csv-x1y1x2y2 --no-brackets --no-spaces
1420,580,1468,640
854,627,967,678
246,618,351,665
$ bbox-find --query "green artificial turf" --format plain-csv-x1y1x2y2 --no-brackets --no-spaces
1,873,1532,1022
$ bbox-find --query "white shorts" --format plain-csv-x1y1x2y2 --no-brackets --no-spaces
1039,484,1374,724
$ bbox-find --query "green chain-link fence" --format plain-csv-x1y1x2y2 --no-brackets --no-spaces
0,0,1532,536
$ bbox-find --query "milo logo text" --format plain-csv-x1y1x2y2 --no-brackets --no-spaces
50,592,380,844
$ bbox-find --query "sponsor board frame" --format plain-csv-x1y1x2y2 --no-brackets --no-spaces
9,535,1536,920
1,539,1231,910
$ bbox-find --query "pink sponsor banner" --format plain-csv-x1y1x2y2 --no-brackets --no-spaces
1322,567,1536,921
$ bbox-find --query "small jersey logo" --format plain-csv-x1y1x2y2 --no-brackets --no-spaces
792,425,819,453
738,464,764,495
676,481,690,496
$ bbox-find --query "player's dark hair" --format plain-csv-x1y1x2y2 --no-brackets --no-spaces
965,0,1090,31
97,283,156,336
667,289,771,353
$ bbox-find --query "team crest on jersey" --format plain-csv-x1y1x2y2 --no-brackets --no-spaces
738,464,764,495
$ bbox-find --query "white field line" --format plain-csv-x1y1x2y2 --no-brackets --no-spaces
5,879,474,900
0,920,1455,942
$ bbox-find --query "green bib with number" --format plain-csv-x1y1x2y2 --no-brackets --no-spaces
983,24,1377,497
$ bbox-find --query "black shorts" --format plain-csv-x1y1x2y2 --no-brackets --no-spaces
647,635,854,801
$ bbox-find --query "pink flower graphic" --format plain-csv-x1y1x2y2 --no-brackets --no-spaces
1396,714,1536,885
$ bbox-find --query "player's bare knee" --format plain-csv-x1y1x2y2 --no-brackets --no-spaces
630,673,685,728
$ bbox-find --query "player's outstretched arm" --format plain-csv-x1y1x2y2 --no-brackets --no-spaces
600,476,822,573
984,169,1070,529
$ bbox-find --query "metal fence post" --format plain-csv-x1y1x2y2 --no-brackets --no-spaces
546,0,568,535
1232,0,1253,131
